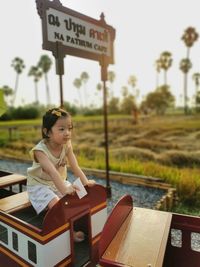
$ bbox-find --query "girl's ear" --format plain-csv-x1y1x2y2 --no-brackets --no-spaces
43,128,49,138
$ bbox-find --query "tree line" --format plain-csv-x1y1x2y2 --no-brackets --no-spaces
1,26,200,118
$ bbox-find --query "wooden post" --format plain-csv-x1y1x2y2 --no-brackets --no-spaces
54,42,65,108
100,55,111,198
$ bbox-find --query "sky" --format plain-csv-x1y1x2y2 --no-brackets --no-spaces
1,0,200,108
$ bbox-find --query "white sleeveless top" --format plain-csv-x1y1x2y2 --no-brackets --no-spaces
27,139,71,190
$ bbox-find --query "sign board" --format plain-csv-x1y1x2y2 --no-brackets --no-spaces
36,0,115,64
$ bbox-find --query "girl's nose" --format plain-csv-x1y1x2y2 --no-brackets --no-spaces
65,128,71,135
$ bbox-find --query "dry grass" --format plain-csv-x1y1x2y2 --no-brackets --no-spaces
1,114,200,206
110,147,156,161
72,114,200,168
73,114,200,206
158,150,200,167
1,114,200,169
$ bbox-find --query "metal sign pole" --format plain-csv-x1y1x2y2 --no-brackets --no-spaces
54,42,65,108
59,73,64,108
100,56,111,198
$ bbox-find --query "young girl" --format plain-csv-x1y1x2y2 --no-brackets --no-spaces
27,107,95,241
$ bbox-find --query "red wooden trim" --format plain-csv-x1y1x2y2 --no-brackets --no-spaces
0,246,31,267
163,212,200,267
0,212,42,238
54,255,72,267
91,201,107,215
99,195,133,258
92,232,101,245
42,184,107,235
0,212,69,244
99,258,126,267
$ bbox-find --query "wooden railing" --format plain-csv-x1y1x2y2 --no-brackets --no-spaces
0,125,41,140
78,167,177,211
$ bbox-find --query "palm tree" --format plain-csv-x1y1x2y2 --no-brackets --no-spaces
0,89,7,116
96,82,102,99
121,86,129,98
128,75,137,88
128,75,139,102
38,55,52,105
192,72,200,111
181,27,199,114
1,85,13,106
159,51,173,86
182,27,199,58
11,57,25,105
179,58,192,114
28,66,43,104
80,71,89,107
96,82,102,92
73,78,83,108
128,75,137,96
155,58,162,88
108,71,115,83
128,75,139,123
108,70,116,98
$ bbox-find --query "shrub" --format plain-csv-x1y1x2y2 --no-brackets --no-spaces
110,147,156,161
0,105,40,120
158,150,200,168
177,170,200,205
134,139,179,152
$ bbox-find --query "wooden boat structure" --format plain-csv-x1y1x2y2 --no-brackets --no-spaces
0,170,200,267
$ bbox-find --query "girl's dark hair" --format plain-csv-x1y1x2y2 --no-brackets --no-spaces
42,108,71,138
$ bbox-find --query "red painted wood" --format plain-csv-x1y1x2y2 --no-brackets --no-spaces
99,258,125,267
163,213,200,267
0,246,33,267
42,184,106,235
0,184,107,266
98,194,133,258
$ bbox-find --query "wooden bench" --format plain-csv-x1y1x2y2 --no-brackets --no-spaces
0,191,31,214
102,207,172,267
0,173,27,192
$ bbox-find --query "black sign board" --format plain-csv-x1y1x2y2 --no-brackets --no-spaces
36,0,115,64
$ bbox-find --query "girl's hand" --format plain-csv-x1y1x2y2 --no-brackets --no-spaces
65,184,76,195
86,179,96,187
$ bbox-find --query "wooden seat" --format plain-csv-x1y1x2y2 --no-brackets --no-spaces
102,207,172,267
0,173,27,191
0,191,31,213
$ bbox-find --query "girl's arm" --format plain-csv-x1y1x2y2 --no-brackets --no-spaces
34,150,77,195
67,145,95,187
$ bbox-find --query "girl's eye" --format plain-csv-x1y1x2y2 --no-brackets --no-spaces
59,128,65,131
59,127,73,131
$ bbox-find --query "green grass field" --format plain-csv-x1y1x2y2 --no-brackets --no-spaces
0,114,200,215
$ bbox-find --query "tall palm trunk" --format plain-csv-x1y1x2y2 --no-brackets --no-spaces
12,74,19,105
184,73,188,114
83,83,87,107
156,72,160,88
34,81,39,104
184,47,190,115
45,73,50,105
78,90,83,108
164,70,167,86
195,84,198,111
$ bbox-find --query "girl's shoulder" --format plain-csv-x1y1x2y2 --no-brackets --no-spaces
29,139,48,159
33,139,47,151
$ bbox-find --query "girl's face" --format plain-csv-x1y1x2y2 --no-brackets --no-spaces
48,117,73,145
